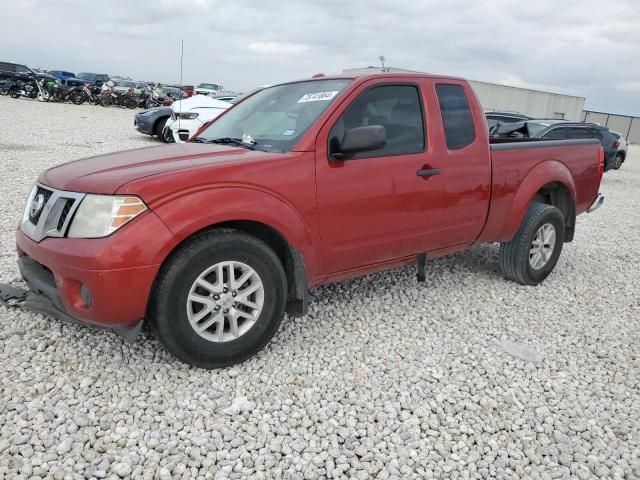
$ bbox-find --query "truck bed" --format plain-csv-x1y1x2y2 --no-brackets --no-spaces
477,138,602,243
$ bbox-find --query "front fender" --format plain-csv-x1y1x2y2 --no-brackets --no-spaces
150,186,322,278
498,160,576,241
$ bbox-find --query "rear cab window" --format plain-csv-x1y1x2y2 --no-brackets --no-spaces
436,84,475,150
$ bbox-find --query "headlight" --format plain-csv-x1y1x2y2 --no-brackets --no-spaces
177,112,199,120
68,195,147,238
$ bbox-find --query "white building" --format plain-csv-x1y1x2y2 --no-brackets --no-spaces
343,67,586,121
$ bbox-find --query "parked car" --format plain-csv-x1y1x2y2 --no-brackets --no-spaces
610,131,628,169
47,70,85,87
210,93,239,102
1,73,605,368
165,95,231,142
493,120,618,170
485,110,534,130
0,61,37,83
134,106,173,142
162,86,187,100
75,72,110,87
180,85,194,97
194,82,223,96
113,80,148,95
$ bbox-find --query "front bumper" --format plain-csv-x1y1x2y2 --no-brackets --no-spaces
166,117,202,143
11,210,175,332
0,258,143,342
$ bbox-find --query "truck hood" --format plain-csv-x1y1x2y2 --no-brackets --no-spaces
39,143,261,194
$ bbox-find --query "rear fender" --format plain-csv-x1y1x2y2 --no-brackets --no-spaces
498,160,576,241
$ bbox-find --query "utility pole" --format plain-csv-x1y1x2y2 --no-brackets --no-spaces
379,56,386,72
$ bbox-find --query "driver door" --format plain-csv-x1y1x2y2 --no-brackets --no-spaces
315,79,446,273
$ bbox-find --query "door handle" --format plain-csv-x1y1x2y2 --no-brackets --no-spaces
416,168,440,177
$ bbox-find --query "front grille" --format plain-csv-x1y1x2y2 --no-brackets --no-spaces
57,199,74,231
29,186,53,225
22,184,85,242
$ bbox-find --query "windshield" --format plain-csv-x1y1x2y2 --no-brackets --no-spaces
118,81,136,87
199,83,220,89
77,73,95,80
196,79,351,152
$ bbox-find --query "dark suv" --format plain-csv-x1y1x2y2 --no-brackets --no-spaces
0,61,37,83
496,120,619,170
75,72,110,87
485,111,533,129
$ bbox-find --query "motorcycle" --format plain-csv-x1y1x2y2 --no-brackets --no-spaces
139,89,173,109
8,75,49,102
99,86,138,109
69,83,101,105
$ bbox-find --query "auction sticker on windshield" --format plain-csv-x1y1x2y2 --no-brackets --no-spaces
297,91,339,103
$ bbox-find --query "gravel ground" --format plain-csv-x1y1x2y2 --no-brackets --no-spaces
0,96,638,480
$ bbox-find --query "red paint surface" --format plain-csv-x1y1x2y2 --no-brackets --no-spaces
22,73,602,327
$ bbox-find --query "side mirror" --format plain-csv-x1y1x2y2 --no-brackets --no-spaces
331,125,386,160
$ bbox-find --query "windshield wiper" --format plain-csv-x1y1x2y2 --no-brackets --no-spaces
206,137,256,150
189,136,208,143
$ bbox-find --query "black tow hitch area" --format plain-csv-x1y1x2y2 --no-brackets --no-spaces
0,284,28,306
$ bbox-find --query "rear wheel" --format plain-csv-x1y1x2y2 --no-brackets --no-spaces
150,230,287,368
71,93,85,105
499,202,565,285
613,153,623,170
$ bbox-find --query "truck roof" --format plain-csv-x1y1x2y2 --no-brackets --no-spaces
289,72,467,84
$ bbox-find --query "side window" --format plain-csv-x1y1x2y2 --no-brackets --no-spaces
542,128,566,140
436,84,476,150
0,62,15,73
590,128,604,141
567,127,589,139
15,65,31,74
329,85,425,159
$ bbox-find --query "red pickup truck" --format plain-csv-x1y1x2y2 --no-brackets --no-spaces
1,73,605,368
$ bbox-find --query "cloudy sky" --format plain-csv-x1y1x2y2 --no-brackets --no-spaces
4,0,640,115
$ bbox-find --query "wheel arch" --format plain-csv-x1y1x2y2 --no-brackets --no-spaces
499,160,577,242
150,219,309,319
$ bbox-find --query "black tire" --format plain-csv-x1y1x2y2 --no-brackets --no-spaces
613,153,623,170
125,97,138,109
499,202,565,286
71,93,85,105
99,96,111,107
9,91,19,99
150,230,288,368
155,117,169,141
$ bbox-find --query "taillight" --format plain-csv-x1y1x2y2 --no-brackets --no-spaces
613,138,620,148
597,146,604,180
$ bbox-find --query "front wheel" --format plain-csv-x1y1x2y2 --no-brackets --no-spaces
37,91,50,102
499,202,565,285
150,230,287,368
125,97,138,109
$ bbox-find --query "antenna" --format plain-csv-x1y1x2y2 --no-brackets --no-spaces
178,39,184,137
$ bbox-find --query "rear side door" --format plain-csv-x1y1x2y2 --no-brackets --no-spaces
315,79,447,273
430,82,492,246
